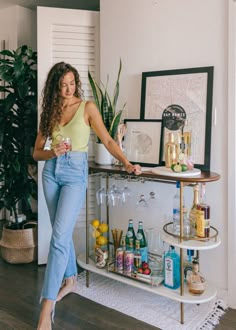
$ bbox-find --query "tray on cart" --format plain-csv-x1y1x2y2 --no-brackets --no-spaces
107,261,164,287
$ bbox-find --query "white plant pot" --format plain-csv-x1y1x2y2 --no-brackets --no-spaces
95,143,113,165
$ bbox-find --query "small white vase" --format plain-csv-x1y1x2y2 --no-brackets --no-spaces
95,143,113,165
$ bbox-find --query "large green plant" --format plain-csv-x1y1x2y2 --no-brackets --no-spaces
88,59,126,143
0,45,38,228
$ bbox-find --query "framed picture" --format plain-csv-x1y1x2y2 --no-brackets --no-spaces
140,67,214,171
123,119,163,167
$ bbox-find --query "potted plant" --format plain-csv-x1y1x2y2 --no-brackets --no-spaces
0,45,38,263
88,59,126,164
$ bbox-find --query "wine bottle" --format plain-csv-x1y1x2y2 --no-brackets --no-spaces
136,220,148,262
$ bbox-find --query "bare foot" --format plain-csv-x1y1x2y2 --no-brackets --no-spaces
56,276,77,302
37,299,54,330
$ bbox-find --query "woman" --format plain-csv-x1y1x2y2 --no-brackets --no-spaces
33,62,141,330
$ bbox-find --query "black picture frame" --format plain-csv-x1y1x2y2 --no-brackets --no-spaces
123,119,163,167
140,66,214,171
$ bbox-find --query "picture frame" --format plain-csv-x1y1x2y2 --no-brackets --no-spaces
140,67,214,171
123,119,163,167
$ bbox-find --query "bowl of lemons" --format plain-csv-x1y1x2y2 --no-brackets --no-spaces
89,219,109,262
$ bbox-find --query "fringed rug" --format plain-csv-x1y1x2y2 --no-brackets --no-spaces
75,272,227,330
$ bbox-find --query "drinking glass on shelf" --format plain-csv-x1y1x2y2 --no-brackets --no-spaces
136,194,149,211
108,183,122,207
121,184,132,204
148,191,157,209
96,186,107,206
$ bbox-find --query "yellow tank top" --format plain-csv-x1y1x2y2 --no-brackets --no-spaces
52,100,90,152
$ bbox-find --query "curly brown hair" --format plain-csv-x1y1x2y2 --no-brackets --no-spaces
39,62,83,138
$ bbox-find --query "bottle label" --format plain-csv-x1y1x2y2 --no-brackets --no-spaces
136,233,143,240
196,210,210,238
165,257,174,287
126,231,133,238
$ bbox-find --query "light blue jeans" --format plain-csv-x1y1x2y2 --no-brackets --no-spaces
41,151,88,301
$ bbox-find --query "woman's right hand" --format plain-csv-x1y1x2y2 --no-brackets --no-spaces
52,142,67,157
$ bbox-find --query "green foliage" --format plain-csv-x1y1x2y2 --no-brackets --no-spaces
0,45,38,228
88,59,126,142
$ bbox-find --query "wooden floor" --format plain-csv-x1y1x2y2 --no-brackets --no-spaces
0,226,236,329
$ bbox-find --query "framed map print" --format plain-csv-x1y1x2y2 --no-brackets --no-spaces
123,119,163,167
140,67,214,171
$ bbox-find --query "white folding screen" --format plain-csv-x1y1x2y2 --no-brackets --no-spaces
37,6,99,264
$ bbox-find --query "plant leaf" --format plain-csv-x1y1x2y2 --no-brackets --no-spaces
112,59,122,110
88,69,101,110
109,110,123,140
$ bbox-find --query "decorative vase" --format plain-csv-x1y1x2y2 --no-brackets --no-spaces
95,143,113,165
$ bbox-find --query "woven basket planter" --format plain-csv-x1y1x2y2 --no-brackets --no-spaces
0,222,37,264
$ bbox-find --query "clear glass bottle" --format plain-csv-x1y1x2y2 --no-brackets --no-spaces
125,219,136,250
187,258,206,295
189,184,199,235
173,182,187,236
136,220,148,262
164,245,180,289
165,132,178,168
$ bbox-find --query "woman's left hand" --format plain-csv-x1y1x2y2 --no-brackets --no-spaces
125,163,142,175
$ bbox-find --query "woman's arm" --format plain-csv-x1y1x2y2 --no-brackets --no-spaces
85,101,141,174
33,130,67,161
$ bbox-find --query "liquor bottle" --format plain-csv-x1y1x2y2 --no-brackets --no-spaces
165,132,178,168
196,183,210,238
134,239,142,270
164,245,180,289
173,182,187,236
184,249,194,279
136,220,148,262
186,258,206,295
125,219,136,250
189,184,199,235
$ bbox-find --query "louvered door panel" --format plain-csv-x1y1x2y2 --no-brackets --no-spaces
37,7,99,264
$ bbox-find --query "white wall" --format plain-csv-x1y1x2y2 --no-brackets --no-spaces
0,5,36,50
100,0,228,301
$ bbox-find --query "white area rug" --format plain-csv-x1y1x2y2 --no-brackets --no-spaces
75,272,227,330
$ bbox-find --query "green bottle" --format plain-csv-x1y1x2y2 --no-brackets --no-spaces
125,219,136,250
136,221,148,262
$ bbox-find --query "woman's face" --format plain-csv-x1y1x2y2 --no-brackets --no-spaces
60,71,76,99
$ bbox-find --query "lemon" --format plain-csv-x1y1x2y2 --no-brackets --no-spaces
91,219,100,228
98,222,109,233
96,235,108,246
92,229,101,238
